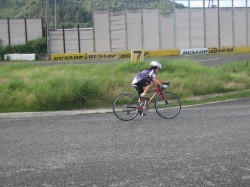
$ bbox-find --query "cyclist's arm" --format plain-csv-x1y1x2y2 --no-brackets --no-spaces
152,77,162,86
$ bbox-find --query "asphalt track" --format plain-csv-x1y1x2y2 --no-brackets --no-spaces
0,54,250,186
0,98,250,187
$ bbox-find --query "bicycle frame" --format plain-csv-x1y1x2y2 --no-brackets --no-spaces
140,86,166,107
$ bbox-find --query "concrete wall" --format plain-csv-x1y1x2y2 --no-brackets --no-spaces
0,18,43,47
49,28,94,54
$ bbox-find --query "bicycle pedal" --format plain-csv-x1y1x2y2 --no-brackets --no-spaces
140,112,146,116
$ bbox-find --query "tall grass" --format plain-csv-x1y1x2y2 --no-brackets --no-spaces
0,59,250,112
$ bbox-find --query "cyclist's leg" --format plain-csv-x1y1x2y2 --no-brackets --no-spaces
132,84,144,112
133,82,151,116
142,81,154,96
133,81,144,98
133,86,143,104
134,79,152,97
136,87,144,96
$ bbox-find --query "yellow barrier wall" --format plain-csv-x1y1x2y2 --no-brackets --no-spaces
147,49,180,57
51,46,249,61
235,46,250,54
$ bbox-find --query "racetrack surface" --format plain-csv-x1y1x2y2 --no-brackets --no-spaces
1,98,250,186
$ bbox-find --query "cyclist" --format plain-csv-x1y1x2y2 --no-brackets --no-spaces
132,61,168,99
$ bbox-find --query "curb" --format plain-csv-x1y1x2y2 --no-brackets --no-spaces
0,108,112,119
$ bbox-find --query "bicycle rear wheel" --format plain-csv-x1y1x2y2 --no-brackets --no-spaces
113,94,139,121
155,92,181,119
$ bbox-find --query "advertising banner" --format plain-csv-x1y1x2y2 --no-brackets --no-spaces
86,52,118,60
180,48,208,56
208,47,235,55
117,51,130,59
4,54,36,61
51,53,86,60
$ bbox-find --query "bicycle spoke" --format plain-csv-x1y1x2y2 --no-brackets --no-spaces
113,94,139,121
155,92,181,119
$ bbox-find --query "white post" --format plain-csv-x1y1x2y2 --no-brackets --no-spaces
46,0,51,60
54,0,57,30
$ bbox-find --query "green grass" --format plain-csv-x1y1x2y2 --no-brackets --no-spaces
0,59,250,112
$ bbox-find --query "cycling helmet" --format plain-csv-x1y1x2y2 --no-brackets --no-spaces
150,61,162,69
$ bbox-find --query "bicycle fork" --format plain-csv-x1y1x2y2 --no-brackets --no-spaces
160,92,169,106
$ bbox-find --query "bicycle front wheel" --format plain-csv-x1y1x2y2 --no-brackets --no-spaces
155,92,181,119
112,94,139,121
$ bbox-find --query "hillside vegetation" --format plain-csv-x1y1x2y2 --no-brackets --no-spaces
0,0,184,28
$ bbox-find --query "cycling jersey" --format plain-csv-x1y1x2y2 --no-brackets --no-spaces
132,69,156,85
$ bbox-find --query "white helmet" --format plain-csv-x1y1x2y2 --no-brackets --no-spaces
150,61,162,69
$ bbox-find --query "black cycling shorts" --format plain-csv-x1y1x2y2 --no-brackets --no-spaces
133,78,152,94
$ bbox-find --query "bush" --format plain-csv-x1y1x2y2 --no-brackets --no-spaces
0,37,47,60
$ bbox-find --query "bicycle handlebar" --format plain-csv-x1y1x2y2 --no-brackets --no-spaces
162,81,170,86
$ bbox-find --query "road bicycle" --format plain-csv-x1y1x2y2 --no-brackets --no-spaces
112,82,181,121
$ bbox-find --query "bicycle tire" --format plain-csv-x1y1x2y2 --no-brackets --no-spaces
112,94,139,121
155,91,181,119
